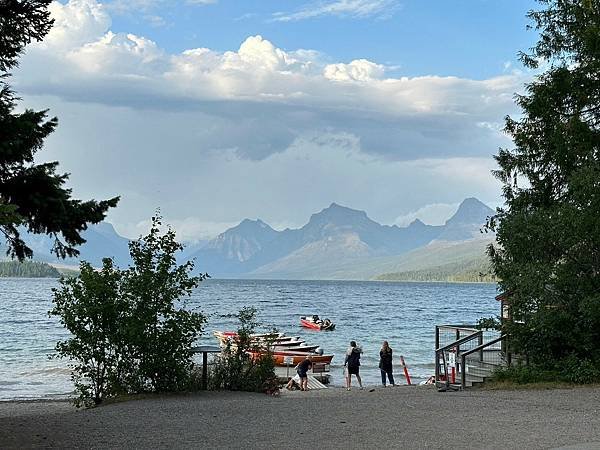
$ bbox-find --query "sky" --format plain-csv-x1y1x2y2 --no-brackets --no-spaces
14,0,540,241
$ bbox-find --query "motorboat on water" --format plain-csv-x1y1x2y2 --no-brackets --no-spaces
300,315,336,331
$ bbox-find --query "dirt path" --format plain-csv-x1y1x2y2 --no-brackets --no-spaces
2,386,600,449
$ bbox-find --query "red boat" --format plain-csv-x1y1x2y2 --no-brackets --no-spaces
249,351,334,366
300,315,336,331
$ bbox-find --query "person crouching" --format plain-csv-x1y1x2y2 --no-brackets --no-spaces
296,356,313,391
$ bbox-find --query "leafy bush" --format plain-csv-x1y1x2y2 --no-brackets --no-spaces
493,356,600,385
476,317,501,331
50,215,207,407
51,259,125,407
561,356,600,384
493,365,558,385
209,307,278,394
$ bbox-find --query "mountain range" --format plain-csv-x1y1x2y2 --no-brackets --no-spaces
2,198,496,281
1,222,132,269
187,197,495,279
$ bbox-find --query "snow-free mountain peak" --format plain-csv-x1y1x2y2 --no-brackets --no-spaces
408,218,426,228
437,197,495,241
446,197,494,226
308,202,370,226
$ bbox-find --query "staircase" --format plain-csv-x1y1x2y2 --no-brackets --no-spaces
435,325,508,390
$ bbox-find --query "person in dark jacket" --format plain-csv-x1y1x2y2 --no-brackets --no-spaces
379,341,395,387
344,340,363,391
296,356,313,391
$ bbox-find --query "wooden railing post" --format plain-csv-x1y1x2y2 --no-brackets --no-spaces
202,351,208,390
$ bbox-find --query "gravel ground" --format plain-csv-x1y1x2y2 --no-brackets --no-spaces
1,386,600,449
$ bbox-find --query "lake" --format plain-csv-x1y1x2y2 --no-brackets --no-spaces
0,278,498,399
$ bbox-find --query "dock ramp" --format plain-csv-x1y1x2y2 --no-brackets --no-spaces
306,375,327,390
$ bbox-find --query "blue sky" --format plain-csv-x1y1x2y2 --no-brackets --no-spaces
16,0,542,240
108,0,538,78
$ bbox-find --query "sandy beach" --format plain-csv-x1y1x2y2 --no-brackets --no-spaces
2,386,600,449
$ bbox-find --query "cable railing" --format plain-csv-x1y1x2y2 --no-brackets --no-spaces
435,325,507,390
435,324,479,350
460,335,507,387
435,329,483,390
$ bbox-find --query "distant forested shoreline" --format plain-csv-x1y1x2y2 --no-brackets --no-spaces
0,261,61,278
375,258,497,283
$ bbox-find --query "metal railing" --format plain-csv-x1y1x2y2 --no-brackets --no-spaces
435,324,479,350
435,325,508,390
435,329,484,390
460,335,507,387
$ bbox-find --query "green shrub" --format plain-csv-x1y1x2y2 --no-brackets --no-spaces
493,365,558,384
561,356,600,384
50,215,207,407
493,356,600,385
209,307,278,394
51,259,125,407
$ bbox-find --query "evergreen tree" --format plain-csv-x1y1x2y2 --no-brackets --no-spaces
488,0,600,370
0,0,119,261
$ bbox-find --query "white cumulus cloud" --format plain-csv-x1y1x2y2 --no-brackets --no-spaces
324,59,385,82
16,1,525,162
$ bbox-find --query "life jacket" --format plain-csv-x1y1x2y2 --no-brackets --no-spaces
346,348,361,367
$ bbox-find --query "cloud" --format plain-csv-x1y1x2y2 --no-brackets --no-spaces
15,1,525,163
186,0,217,4
13,0,515,239
394,203,459,227
116,217,236,242
104,0,216,23
272,0,399,22
323,59,385,81
24,90,502,238
43,0,111,48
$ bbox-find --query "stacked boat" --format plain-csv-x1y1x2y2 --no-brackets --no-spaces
213,331,334,366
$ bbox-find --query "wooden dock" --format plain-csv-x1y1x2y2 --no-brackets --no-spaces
275,366,329,390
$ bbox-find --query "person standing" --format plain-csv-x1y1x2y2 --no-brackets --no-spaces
379,341,395,387
344,341,363,391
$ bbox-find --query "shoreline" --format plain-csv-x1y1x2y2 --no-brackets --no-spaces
0,275,497,284
2,386,600,449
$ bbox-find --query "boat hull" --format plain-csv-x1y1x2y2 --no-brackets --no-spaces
300,318,336,331
250,352,334,366
300,319,322,330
